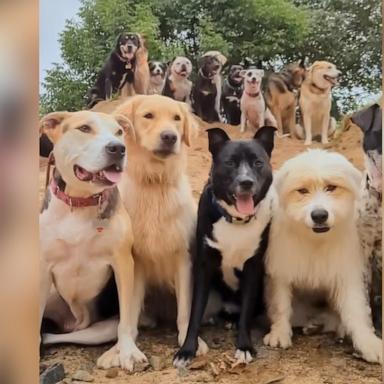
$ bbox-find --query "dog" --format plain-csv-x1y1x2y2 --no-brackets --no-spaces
87,33,149,108
265,59,306,135
263,149,382,364
173,126,277,367
162,56,193,103
39,110,146,371
296,61,341,145
221,64,244,125
148,61,167,95
192,51,227,123
352,103,382,334
240,68,277,133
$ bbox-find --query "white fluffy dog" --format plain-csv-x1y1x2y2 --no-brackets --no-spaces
264,149,382,364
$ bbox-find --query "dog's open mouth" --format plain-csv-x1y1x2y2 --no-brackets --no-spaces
176,70,188,77
74,164,123,186
233,193,255,215
323,75,338,86
312,226,330,233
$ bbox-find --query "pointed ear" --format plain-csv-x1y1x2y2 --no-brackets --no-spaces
178,102,197,147
207,128,230,156
253,126,277,157
40,112,71,144
298,57,306,69
114,114,136,142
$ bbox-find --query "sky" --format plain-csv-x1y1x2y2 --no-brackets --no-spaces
39,0,81,91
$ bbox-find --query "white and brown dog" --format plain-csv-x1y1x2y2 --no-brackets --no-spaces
148,61,167,95
240,68,276,133
297,61,341,145
39,111,145,371
264,149,382,364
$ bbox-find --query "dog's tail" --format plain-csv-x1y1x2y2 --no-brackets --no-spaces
42,318,118,346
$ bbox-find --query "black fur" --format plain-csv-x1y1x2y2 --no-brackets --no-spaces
221,65,243,125
174,126,276,365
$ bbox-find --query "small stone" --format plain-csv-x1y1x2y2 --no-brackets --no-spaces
105,368,119,379
72,370,94,382
149,355,165,371
40,363,65,384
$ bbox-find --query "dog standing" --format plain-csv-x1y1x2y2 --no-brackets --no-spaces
148,61,167,95
352,103,382,334
87,33,149,108
296,61,341,145
221,64,244,125
162,56,193,103
240,68,277,133
174,126,277,367
192,51,227,123
263,149,382,364
39,111,146,370
265,60,306,135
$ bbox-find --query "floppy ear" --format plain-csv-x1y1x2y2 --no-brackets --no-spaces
253,126,277,157
217,53,227,66
207,128,230,156
114,114,136,142
178,102,197,147
40,112,71,144
115,33,123,49
351,104,381,133
240,69,247,77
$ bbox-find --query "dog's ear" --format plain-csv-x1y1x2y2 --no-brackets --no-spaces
40,112,71,144
178,102,198,147
258,69,265,78
256,60,263,69
207,128,230,156
253,126,277,157
298,57,306,69
217,53,227,66
114,114,136,142
240,69,247,77
351,104,381,133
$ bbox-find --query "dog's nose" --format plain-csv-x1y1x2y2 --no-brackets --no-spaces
311,209,328,224
160,131,177,145
105,142,126,158
213,64,220,70
239,179,254,191
181,64,187,71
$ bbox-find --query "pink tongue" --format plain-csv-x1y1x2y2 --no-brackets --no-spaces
235,195,255,215
102,170,122,183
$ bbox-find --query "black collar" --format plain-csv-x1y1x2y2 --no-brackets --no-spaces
366,175,382,202
211,194,256,224
225,78,242,91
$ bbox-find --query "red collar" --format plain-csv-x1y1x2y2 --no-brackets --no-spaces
50,177,111,208
245,91,260,97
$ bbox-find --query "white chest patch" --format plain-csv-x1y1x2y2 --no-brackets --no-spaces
205,190,275,290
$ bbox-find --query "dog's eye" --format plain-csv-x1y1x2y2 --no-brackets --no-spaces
247,73,252,77
297,188,309,194
325,185,337,192
174,114,181,121
253,159,263,168
116,129,123,136
143,113,154,119
225,160,235,167
77,125,91,133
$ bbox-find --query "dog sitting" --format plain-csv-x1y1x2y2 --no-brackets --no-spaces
240,68,277,133
174,126,277,367
162,56,193,103
39,110,145,370
352,103,382,334
148,61,167,95
221,64,244,125
192,51,227,123
87,33,149,108
296,61,341,145
265,59,306,136
264,149,382,364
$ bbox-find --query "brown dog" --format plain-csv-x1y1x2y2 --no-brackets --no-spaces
265,60,306,136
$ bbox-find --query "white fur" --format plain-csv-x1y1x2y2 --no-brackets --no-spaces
263,150,382,364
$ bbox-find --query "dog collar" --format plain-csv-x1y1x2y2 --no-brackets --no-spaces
310,82,328,93
245,91,260,98
211,195,256,225
366,175,382,202
50,175,111,209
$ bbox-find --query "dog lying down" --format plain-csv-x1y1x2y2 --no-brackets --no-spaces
264,149,382,364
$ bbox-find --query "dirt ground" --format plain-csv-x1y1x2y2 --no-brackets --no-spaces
40,116,382,384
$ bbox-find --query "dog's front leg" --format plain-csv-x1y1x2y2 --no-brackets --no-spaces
302,111,312,145
97,241,147,371
263,276,293,348
240,111,247,133
105,78,113,100
320,113,330,144
335,278,382,364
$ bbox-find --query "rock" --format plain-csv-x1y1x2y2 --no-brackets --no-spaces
149,355,165,371
105,367,119,379
71,370,94,382
40,363,65,384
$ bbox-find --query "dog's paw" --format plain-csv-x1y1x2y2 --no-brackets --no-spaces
97,342,147,371
196,337,209,356
173,348,196,368
263,328,292,349
234,349,253,364
356,335,382,364
304,140,312,146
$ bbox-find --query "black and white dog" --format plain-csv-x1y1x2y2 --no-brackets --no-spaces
174,126,276,367
192,51,227,123
221,65,244,125
87,33,142,108
353,103,382,334
148,61,167,95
